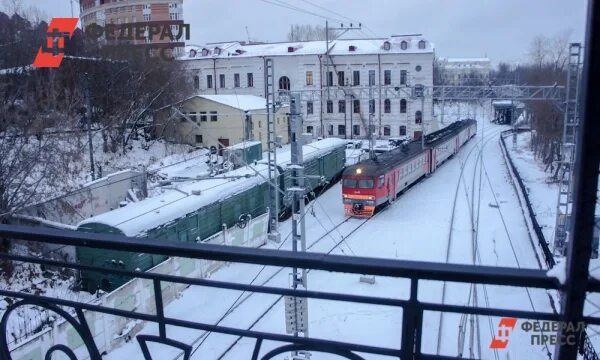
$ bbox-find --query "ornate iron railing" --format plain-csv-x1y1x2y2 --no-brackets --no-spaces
0,225,599,360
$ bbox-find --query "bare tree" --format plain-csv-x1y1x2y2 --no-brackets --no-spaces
521,29,572,172
287,24,337,42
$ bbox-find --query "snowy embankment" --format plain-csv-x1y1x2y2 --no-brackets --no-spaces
506,131,600,354
505,132,558,247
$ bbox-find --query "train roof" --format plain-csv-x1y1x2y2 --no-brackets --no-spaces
343,120,476,177
78,138,346,237
344,141,425,177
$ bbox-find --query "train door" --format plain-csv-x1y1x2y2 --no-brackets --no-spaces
388,172,396,202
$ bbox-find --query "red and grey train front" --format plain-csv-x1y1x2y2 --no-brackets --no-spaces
342,165,380,217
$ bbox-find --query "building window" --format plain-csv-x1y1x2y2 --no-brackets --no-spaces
384,126,391,136
415,110,422,124
369,99,375,114
195,135,203,143
338,100,345,113
247,73,254,87
193,75,199,90
338,125,346,136
326,100,333,113
326,71,333,87
400,99,407,113
384,99,391,113
200,112,207,121
368,70,375,86
234,73,240,88
418,40,426,49
328,124,334,135
353,70,360,86
210,111,218,121
307,126,313,134
415,65,422,72
337,71,345,86
400,70,407,85
279,76,290,90
399,125,406,136
400,41,408,50
307,101,314,114
189,112,198,122
383,41,391,51
353,125,360,136
206,75,213,89
353,99,360,113
306,71,313,85
219,74,225,88
384,70,391,85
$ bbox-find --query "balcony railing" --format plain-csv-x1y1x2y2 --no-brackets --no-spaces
0,225,599,360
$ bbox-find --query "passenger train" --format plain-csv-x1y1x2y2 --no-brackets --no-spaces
342,120,477,217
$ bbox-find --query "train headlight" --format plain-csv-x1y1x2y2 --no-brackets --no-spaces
356,168,362,175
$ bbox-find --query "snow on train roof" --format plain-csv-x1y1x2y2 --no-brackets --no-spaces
78,138,346,237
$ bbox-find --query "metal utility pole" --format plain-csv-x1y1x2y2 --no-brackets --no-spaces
553,43,582,256
324,22,361,137
83,74,95,181
368,86,375,159
264,58,281,242
284,93,309,358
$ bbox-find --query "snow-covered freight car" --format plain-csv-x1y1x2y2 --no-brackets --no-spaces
76,138,346,292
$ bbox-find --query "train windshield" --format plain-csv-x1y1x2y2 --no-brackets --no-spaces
343,179,357,188
358,179,374,189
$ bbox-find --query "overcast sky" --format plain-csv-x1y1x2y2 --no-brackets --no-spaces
8,0,588,64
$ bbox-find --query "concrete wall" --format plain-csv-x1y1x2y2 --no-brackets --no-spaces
19,170,146,227
7,213,269,360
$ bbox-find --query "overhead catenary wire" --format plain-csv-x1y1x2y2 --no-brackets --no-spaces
258,0,345,24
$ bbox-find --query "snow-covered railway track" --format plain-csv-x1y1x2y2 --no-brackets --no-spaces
174,201,381,360
435,126,506,358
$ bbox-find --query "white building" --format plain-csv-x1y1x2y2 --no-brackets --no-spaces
180,35,435,140
440,58,491,85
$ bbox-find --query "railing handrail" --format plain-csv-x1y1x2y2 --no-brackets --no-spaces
0,224,561,289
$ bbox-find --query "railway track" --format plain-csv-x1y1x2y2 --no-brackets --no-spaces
169,191,371,360
436,123,555,359
177,123,501,360
210,130,498,360
435,125,506,358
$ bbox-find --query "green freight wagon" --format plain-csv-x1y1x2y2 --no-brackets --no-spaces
77,138,346,292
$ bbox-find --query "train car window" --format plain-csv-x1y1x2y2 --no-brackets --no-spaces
378,176,385,187
343,179,357,188
358,179,374,188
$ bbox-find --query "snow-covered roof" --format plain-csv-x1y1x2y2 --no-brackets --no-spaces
198,95,269,111
78,138,346,236
228,141,262,150
182,35,433,60
158,94,283,112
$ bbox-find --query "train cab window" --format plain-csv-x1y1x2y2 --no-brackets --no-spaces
378,175,385,187
343,179,357,188
358,179,374,188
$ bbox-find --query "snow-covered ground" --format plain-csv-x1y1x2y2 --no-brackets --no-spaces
98,104,559,359
506,132,558,245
